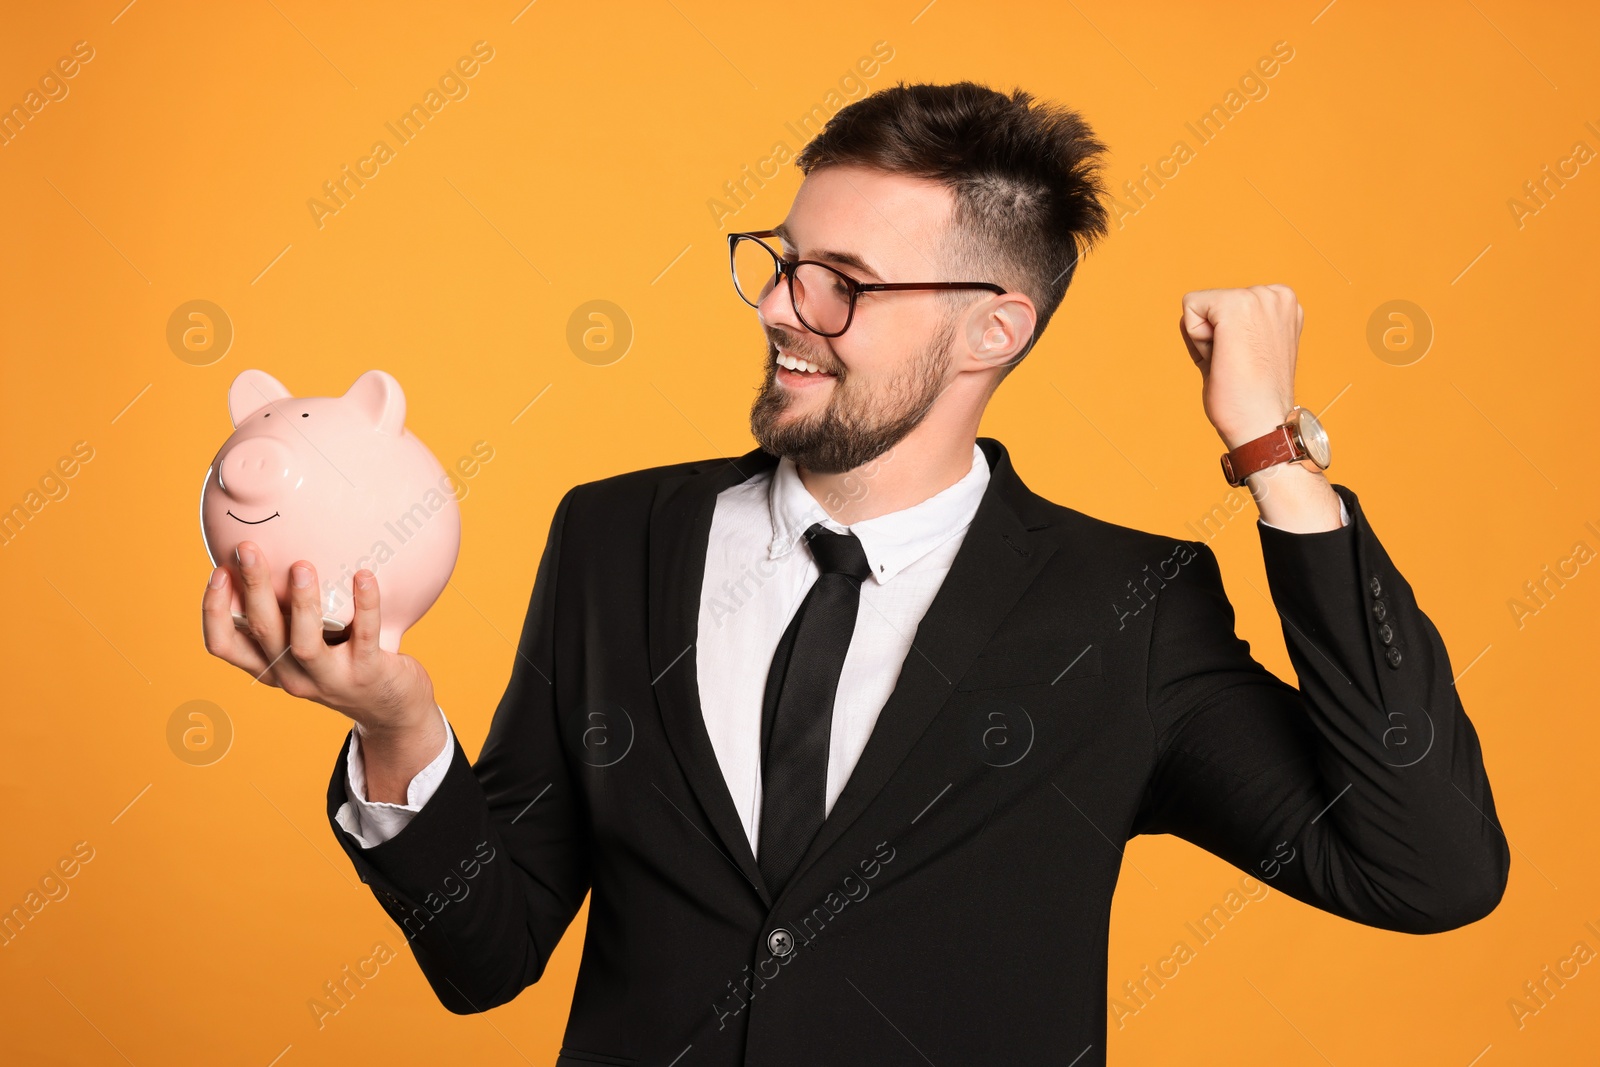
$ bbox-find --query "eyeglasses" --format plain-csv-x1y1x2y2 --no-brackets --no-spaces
728,229,1007,338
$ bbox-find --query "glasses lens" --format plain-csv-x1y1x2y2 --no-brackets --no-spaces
732,237,780,308
792,262,852,336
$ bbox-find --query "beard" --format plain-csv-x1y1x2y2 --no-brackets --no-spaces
749,313,957,475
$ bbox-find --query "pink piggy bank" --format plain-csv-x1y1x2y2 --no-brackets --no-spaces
200,368,461,653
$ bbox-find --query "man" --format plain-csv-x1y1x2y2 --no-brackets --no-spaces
202,81,1508,1066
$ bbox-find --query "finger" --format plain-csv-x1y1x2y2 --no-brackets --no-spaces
235,540,289,663
1179,295,1217,341
1260,285,1299,327
348,569,382,661
201,566,276,678
284,560,330,682
1178,314,1207,368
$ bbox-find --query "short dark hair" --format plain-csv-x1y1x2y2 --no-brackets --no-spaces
794,81,1111,372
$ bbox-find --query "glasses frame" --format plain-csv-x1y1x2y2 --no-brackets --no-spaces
728,229,1008,338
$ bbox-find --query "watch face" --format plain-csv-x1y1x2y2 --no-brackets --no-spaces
1292,408,1331,468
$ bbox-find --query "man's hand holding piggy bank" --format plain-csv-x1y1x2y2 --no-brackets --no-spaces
200,369,459,799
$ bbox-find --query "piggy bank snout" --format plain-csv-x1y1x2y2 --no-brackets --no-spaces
218,436,296,505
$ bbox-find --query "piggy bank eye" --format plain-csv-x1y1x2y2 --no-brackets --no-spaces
263,412,270,417
301,412,309,418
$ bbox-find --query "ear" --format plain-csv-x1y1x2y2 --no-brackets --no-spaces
958,294,1037,373
228,369,293,427
341,369,407,436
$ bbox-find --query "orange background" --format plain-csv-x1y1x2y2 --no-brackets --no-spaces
3,1,1597,1063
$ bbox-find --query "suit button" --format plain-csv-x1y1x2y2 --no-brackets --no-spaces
767,929,794,957
1378,623,1394,645
1369,575,1383,598
1372,599,1387,621
1385,646,1402,669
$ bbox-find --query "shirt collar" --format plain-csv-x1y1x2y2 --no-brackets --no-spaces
766,442,990,584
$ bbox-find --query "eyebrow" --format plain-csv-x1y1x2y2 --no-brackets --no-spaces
772,222,884,282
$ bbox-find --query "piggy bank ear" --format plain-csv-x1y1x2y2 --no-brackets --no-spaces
342,370,407,436
228,370,293,427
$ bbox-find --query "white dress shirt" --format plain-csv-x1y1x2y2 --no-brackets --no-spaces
695,441,990,851
335,445,1348,849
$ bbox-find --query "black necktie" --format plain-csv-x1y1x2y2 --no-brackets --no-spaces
757,521,873,896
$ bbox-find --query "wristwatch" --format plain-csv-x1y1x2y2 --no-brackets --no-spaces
1219,405,1331,487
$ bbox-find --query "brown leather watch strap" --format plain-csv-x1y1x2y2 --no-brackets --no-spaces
1220,425,1301,487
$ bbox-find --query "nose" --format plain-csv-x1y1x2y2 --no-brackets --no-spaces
758,269,814,339
218,436,295,504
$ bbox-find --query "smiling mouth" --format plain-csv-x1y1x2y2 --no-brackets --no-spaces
774,348,837,379
226,510,280,525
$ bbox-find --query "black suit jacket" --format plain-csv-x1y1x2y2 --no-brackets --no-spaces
324,437,1508,1066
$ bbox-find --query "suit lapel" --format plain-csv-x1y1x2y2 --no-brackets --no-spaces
649,445,779,906
783,437,1058,887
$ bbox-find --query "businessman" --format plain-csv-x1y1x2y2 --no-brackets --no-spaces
202,81,1508,1065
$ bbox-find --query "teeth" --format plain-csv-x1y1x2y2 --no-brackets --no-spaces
777,351,827,374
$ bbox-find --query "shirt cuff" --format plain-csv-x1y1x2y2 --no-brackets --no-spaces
1259,493,1350,532
334,704,455,849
